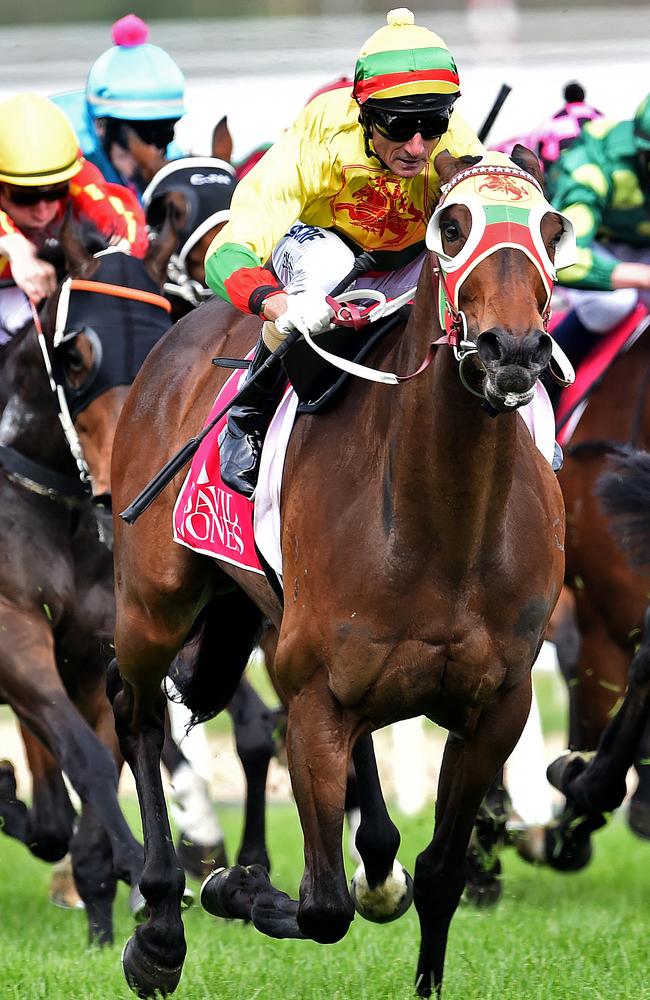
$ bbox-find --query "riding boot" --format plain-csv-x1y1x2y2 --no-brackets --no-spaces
218,330,286,499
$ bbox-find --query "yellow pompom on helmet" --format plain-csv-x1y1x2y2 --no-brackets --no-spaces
353,8,460,113
0,93,82,187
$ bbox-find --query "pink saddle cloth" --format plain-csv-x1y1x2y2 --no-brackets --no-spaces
172,357,265,576
557,305,648,447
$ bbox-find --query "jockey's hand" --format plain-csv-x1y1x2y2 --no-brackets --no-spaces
0,233,57,304
612,261,650,291
274,288,334,337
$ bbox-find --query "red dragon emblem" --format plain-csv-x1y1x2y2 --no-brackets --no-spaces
335,176,425,246
477,175,531,202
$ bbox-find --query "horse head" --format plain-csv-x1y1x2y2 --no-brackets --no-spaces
427,146,576,412
38,208,178,501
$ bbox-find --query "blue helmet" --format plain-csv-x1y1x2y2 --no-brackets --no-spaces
86,14,185,122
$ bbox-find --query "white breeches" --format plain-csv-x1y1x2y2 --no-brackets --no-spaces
271,223,425,299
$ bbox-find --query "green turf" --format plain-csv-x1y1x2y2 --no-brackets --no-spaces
1,798,649,999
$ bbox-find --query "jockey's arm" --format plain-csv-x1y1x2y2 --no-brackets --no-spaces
204,107,332,317
0,216,57,303
68,159,149,256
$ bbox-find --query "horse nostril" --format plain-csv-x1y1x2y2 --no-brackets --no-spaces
533,332,553,367
477,331,504,364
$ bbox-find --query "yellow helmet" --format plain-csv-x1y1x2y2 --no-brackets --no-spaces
0,93,81,187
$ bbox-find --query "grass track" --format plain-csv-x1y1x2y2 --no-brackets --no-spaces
1,800,650,999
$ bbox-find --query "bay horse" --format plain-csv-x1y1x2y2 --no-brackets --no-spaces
542,449,650,846
109,147,569,997
515,306,650,870
0,218,177,943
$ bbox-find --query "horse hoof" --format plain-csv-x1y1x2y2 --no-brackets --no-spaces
463,875,502,908
121,935,183,998
350,860,413,923
545,825,593,872
176,835,228,882
181,885,195,911
546,750,591,794
628,798,650,840
49,863,85,911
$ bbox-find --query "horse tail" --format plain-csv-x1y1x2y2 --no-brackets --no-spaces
597,447,650,570
169,588,264,728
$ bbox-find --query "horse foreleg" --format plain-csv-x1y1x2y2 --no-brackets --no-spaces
544,608,650,857
414,679,531,998
228,677,275,870
17,726,76,860
202,680,355,944
108,658,187,999
349,733,413,923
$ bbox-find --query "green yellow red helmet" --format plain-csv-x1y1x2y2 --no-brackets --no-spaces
633,93,650,152
0,93,81,187
353,8,460,112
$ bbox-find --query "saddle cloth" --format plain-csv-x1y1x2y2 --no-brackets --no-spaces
557,304,648,448
172,356,556,588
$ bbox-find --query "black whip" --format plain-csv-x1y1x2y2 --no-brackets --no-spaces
119,252,376,524
477,84,512,144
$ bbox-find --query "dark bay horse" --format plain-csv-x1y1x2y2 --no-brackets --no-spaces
0,220,177,943
516,307,650,870
109,148,567,997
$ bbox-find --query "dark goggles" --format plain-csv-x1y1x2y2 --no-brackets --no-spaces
368,107,451,143
107,118,178,152
4,183,69,207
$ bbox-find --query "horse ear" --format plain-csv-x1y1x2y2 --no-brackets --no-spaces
511,144,545,190
212,116,233,164
59,203,95,278
434,151,482,186
145,195,184,285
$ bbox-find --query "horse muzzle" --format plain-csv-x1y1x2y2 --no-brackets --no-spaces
476,328,552,412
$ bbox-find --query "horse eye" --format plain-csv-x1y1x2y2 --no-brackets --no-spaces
441,221,461,242
66,347,85,374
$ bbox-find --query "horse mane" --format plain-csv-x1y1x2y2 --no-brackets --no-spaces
597,447,650,569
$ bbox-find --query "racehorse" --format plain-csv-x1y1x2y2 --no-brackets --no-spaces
515,305,650,869
109,146,568,997
0,215,177,943
542,449,650,845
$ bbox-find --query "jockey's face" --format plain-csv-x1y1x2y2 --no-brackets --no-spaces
0,186,61,231
371,128,439,178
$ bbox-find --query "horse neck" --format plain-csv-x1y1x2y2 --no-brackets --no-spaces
0,323,74,473
381,258,519,572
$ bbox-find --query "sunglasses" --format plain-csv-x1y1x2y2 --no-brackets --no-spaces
5,184,69,207
368,108,450,143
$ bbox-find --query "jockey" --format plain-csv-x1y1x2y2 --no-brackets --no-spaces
0,93,148,344
205,7,485,498
53,14,186,200
533,82,602,178
547,92,650,373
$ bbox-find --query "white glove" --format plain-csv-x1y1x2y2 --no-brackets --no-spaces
274,288,334,337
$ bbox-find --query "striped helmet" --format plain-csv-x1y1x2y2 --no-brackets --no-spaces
353,8,460,111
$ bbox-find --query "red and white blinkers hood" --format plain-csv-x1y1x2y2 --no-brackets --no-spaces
426,155,577,333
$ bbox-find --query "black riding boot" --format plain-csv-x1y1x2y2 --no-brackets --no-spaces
219,336,286,499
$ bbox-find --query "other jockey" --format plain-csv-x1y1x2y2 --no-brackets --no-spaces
205,7,485,498
547,91,650,373
0,93,148,344
533,82,602,179
53,14,186,199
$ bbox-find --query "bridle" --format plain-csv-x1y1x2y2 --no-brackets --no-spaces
33,262,171,487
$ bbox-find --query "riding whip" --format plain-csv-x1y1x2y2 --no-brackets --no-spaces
119,251,376,524
477,84,512,144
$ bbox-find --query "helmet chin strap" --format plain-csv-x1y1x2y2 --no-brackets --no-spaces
358,109,385,166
